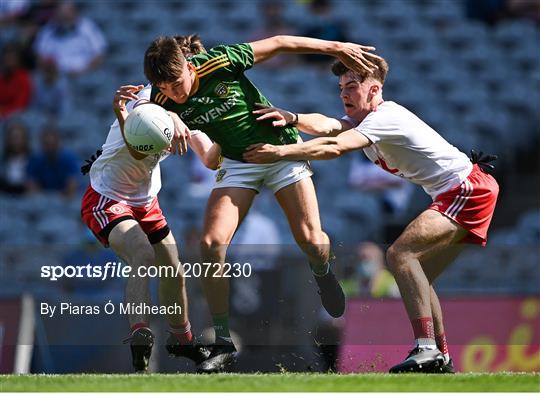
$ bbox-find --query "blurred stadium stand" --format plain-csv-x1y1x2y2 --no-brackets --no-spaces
0,0,539,373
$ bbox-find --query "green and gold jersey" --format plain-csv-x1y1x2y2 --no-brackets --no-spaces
150,43,299,161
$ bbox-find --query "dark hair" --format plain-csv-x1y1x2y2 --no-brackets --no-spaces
331,56,389,84
3,120,30,159
174,34,206,58
144,36,187,86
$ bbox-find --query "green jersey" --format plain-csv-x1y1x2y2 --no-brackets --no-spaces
150,43,299,161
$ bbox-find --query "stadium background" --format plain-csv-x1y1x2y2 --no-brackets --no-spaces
0,0,539,375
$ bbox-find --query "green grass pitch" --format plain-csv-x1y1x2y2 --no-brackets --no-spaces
1,372,539,392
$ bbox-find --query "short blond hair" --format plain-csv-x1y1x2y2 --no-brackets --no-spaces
331,56,389,84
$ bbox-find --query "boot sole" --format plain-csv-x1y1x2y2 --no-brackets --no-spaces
389,357,444,373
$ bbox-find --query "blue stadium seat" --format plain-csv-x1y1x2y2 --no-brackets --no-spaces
494,20,540,51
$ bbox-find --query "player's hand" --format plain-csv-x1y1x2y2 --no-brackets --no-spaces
113,85,144,113
253,103,293,127
470,149,498,174
243,143,281,163
168,111,190,155
336,43,382,74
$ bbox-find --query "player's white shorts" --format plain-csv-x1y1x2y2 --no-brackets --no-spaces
213,158,313,193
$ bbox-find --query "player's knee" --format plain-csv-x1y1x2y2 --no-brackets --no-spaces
200,236,217,251
200,235,228,255
131,244,155,268
386,244,405,272
387,244,416,270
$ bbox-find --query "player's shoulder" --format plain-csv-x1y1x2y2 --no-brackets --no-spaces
367,101,409,123
377,100,401,113
358,101,402,130
381,101,414,117
188,47,231,79
190,43,252,77
189,46,231,69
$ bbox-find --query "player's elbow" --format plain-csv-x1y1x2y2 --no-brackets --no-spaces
309,119,342,137
335,138,359,157
204,160,219,170
310,126,333,136
271,35,287,48
203,155,220,170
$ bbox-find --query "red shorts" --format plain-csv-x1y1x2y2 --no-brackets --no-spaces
429,165,499,246
81,186,168,247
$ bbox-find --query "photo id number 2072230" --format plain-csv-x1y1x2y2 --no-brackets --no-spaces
182,262,251,278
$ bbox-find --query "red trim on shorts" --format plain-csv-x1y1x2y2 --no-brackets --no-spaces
428,165,499,246
81,186,168,247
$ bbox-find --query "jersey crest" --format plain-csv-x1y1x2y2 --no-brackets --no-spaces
215,168,226,183
215,83,229,97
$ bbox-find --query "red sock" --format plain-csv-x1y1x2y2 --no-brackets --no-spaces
131,322,149,333
411,317,435,340
436,332,449,355
170,321,193,345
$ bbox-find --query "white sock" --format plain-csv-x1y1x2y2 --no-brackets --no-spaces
415,338,437,350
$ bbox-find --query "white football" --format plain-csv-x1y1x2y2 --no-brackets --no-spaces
124,103,174,154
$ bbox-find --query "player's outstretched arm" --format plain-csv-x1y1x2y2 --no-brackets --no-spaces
253,104,352,137
113,85,148,160
243,129,371,163
249,35,381,73
189,130,222,170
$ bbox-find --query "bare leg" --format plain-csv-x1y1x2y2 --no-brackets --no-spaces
275,178,345,317
200,187,256,317
153,231,188,326
109,220,154,327
195,188,255,373
386,209,468,322
275,178,330,270
429,287,444,335
422,244,465,358
387,210,468,372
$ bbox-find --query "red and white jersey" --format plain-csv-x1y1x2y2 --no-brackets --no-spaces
343,101,472,199
89,85,169,207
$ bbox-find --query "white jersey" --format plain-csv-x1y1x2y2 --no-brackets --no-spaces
89,85,169,207
344,101,472,199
